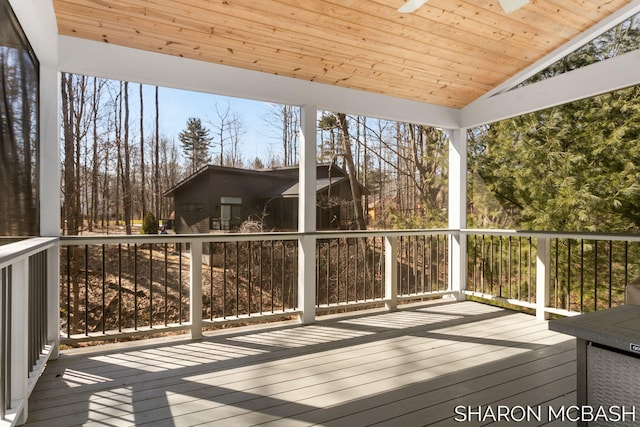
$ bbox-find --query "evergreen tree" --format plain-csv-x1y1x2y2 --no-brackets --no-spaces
179,117,213,174
469,15,640,232
469,86,640,232
141,212,159,234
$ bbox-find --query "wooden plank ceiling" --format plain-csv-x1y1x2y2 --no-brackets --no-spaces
52,0,633,108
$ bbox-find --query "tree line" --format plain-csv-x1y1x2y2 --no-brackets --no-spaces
468,14,640,233
61,76,180,235
59,13,639,236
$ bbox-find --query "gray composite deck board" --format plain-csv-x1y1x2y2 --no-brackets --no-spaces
25,301,577,426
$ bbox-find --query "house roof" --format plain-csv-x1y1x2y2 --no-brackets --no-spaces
163,163,354,197
163,165,290,197
50,0,636,110
262,176,351,199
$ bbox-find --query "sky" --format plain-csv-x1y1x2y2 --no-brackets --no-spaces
139,85,286,164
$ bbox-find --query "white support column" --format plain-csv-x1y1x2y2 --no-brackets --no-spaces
384,236,398,311
298,105,317,325
189,241,203,339
40,65,61,359
447,128,468,300
39,64,61,237
11,258,29,425
536,237,551,320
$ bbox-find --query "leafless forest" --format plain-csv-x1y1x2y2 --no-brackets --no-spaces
60,73,450,236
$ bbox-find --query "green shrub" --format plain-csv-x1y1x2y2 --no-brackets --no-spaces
142,212,159,234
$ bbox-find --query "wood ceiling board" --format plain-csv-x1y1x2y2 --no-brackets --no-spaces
51,3,528,103
58,18,484,107
57,1,501,87
58,0,522,83
52,0,635,109
53,3,490,105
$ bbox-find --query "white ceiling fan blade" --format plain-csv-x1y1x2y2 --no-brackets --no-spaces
398,0,428,13
498,0,530,14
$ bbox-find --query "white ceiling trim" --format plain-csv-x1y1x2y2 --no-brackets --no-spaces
57,36,460,129
8,0,58,66
461,49,640,128
469,0,640,106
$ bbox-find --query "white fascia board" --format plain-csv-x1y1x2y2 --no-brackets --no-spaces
461,49,640,128
474,0,640,104
8,0,58,66
58,36,460,129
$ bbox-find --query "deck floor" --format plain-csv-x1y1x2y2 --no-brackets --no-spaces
25,301,576,426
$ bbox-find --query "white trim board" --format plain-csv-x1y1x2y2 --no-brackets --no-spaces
57,35,460,129
461,49,640,128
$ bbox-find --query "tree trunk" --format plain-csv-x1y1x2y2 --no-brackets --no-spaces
122,81,132,234
115,83,122,228
154,86,160,219
336,113,367,230
61,73,77,235
90,77,100,231
139,83,146,215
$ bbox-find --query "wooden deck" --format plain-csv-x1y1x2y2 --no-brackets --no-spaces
25,301,577,426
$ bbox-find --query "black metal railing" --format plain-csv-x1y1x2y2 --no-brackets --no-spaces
465,231,640,315
398,234,449,297
315,236,385,306
60,231,456,342
467,233,537,305
28,250,48,373
61,236,301,339
549,237,640,313
205,239,298,319
61,242,190,337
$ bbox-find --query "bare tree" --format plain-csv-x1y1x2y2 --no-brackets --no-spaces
159,135,183,219
209,100,245,167
264,104,299,166
336,113,367,230
225,113,244,167
61,73,86,235
121,81,133,234
154,86,160,219
139,83,146,215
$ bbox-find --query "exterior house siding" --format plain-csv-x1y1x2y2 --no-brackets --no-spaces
165,164,366,233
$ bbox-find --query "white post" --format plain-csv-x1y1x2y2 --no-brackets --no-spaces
384,236,398,311
46,245,60,359
189,241,203,339
40,64,61,359
447,128,468,300
536,237,551,320
11,258,29,425
298,105,317,324
40,65,61,237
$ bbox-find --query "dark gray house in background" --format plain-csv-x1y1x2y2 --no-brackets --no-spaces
164,163,367,233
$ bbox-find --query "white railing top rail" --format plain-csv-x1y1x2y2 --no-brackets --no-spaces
462,228,640,243
57,228,640,246
0,237,57,270
59,229,457,246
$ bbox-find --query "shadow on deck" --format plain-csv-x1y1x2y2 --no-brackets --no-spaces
25,300,576,426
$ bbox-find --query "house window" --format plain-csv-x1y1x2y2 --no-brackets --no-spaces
220,197,242,230
181,203,203,212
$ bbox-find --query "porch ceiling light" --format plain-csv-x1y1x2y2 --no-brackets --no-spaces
498,0,530,14
398,0,428,13
399,0,530,14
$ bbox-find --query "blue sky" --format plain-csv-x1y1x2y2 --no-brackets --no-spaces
139,85,284,164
